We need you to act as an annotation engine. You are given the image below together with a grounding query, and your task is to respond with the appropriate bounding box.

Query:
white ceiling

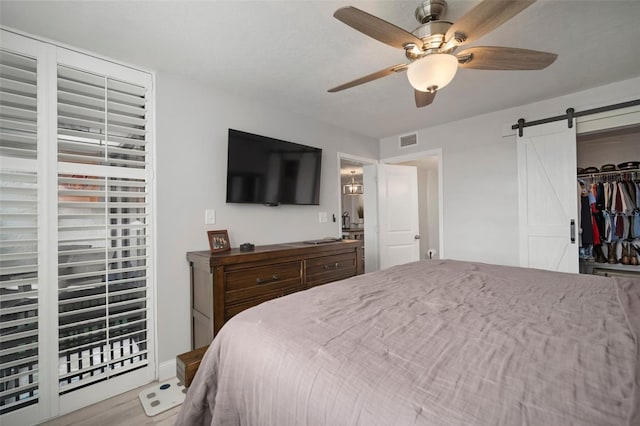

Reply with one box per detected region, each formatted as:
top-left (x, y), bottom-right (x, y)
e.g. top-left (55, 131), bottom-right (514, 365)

top-left (2, 0), bottom-right (639, 139)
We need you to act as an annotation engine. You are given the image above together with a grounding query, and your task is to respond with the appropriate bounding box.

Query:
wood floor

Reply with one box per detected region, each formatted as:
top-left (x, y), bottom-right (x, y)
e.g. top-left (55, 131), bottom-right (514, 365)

top-left (37, 382), bottom-right (182, 426)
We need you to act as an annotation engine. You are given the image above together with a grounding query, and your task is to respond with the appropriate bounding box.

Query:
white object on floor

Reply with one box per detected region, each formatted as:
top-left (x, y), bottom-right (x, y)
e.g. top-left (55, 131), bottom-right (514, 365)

top-left (138, 377), bottom-right (186, 416)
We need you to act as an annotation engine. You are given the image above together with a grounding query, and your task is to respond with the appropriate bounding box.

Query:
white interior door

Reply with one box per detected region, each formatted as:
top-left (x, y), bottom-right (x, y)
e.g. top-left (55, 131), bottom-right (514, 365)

top-left (517, 120), bottom-right (578, 273)
top-left (375, 164), bottom-right (420, 270)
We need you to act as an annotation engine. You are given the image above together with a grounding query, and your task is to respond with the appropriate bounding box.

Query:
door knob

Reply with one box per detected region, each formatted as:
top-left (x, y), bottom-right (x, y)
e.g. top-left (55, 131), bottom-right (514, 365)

top-left (414, 235), bottom-right (420, 240)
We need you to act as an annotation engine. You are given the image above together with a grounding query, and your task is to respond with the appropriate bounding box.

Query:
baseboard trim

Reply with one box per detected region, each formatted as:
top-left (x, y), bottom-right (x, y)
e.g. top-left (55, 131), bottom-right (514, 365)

top-left (159, 358), bottom-right (176, 381)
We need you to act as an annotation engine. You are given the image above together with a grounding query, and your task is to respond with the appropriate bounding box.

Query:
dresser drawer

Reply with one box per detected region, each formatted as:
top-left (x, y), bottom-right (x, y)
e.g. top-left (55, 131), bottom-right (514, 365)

top-left (225, 261), bottom-right (302, 303)
top-left (225, 287), bottom-right (299, 322)
top-left (306, 252), bottom-right (357, 287)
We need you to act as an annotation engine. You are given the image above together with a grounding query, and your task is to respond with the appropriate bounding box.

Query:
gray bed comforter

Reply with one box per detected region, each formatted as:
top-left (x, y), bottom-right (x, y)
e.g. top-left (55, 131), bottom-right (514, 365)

top-left (176, 260), bottom-right (640, 426)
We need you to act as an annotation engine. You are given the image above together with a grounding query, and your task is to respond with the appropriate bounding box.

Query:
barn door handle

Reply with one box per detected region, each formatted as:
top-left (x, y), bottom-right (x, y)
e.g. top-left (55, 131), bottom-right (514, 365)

top-left (570, 219), bottom-right (576, 244)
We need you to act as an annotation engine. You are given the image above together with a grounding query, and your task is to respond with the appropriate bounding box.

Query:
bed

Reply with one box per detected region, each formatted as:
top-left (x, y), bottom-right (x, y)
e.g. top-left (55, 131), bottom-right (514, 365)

top-left (176, 259), bottom-right (640, 426)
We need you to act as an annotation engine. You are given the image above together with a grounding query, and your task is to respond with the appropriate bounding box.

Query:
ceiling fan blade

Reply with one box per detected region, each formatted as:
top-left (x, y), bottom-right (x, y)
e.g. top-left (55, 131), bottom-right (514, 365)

top-left (415, 90), bottom-right (436, 108)
top-left (334, 6), bottom-right (424, 50)
top-left (328, 64), bottom-right (408, 93)
top-left (456, 46), bottom-right (557, 70)
top-left (445, 0), bottom-right (536, 47)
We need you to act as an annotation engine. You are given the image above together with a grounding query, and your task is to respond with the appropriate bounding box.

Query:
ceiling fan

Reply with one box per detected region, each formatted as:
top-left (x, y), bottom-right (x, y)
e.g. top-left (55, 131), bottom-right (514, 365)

top-left (328, 0), bottom-right (557, 107)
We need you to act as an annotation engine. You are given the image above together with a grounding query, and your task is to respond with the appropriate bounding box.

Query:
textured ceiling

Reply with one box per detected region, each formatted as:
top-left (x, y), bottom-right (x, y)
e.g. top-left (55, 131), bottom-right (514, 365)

top-left (2, 0), bottom-right (639, 139)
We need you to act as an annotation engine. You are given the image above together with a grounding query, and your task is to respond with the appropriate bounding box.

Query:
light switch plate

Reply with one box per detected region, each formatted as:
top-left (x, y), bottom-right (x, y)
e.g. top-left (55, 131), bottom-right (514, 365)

top-left (318, 212), bottom-right (328, 223)
top-left (205, 209), bottom-right (216, 225)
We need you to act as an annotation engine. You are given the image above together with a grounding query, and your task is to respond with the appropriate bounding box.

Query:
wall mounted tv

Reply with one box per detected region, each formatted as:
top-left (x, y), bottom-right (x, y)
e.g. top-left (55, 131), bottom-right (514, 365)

top-left (226, 129), bottom-right (322, 206)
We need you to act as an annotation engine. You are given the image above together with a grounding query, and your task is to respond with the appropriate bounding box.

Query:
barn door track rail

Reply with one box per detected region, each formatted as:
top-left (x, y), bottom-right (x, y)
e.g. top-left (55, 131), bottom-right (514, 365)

top-left (512, 99), bottom-right (640, 137)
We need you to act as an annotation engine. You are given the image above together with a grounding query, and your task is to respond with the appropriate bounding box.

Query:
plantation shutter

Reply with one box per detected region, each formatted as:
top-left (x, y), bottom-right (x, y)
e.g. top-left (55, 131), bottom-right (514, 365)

top-left (0, 50), bottom-right (40, 414)
top-left (56, 65), bottom-right (150, 394)
top-left (1, 30), bottom-right (154, 425)
top-left (57, 66), bottom-right (147, 168)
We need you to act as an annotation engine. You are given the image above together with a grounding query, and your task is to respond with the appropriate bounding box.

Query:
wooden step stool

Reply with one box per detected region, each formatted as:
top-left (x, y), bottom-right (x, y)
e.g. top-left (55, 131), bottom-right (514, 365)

top-left (176, 345), bottom-right (209, 388)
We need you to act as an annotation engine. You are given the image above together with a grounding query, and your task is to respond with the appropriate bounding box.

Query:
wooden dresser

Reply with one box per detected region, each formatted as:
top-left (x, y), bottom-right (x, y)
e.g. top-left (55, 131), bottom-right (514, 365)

top-left (186, 239), bottom-right (363, 349)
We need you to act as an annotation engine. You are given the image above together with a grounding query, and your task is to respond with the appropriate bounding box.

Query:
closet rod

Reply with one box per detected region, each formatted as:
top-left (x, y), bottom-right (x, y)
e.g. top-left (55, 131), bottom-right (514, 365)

top-left (512, 98), bottom-right (640, 137)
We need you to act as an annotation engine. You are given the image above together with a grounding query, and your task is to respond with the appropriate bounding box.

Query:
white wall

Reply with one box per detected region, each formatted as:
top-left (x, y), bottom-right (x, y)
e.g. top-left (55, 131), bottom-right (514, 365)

top-left (155, 73), bottom-right (378, 365)
top-left (380, 77), bottom-right (640, 267)
top-left (577, 131), bottom-right (640, 168)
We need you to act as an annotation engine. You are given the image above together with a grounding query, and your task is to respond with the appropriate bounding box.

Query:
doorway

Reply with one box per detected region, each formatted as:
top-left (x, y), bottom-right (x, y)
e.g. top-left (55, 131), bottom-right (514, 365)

top-left (576, 123), bottom-right (640, 276)
top-left (337, 153), bottom-right (377, 271)
top-left (382, 149), bottom-right (443, 263)
top-left (337, 150), bottom-right (443, 273)
top-left (340, 159), bottom-right (365, 239)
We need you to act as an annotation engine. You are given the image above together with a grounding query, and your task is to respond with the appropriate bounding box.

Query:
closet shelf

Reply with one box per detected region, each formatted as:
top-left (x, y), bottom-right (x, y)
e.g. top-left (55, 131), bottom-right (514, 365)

top-left (578, 168), bottom-right (639, 179)
top-left (579, 259), bottom-right (639, 271)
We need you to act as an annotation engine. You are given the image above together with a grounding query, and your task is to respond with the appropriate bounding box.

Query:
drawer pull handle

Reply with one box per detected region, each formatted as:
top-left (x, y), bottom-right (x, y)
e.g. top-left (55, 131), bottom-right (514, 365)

top-left (256, 274), bottom-right (279, 284)
top-left (324, 262), bottom-right (340, 270)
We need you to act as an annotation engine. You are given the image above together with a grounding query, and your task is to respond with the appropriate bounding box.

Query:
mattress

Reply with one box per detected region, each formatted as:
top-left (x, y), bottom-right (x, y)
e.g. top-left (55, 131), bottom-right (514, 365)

top-left (176, 260), bottom-right (640, 426)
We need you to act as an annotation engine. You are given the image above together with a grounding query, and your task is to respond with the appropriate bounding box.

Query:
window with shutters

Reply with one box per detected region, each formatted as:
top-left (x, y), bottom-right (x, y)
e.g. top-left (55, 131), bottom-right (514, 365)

top-left (0, 30), bottom-right (155, 425)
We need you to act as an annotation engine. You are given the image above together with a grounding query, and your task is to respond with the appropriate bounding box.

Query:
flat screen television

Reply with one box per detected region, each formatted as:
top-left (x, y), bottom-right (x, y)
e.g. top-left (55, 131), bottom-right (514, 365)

top-left (226, 129), bottom-right (322, 206)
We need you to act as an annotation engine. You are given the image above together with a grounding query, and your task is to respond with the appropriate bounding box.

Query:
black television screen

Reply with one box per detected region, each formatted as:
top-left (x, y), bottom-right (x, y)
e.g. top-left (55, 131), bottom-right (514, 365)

top-left (226, 129), bottom-right (322, 206)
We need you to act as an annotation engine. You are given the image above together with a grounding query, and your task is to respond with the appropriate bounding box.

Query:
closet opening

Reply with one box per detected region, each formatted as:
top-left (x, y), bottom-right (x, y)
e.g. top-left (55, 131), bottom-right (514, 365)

top-left (576, 124), bottom-right (640, 277)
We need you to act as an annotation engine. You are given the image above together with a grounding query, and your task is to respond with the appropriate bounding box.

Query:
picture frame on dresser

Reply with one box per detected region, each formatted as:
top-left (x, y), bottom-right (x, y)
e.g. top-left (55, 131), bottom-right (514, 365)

top-left (207, 230), bottom-right (230, 253)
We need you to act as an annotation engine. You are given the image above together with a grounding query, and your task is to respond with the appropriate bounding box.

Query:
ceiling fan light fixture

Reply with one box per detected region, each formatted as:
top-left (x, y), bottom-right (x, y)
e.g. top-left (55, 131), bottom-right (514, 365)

top-left (407, 53), bottom-right (458, 92)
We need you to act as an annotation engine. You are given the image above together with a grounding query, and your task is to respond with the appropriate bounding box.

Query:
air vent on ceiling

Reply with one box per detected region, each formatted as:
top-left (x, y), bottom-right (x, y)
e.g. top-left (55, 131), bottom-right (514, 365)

top-left (399, 133), bottom-right (418, 148)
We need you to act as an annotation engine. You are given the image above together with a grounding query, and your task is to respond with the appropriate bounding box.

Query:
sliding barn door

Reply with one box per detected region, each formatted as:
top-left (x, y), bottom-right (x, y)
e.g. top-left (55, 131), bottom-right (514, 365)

top-left (517, 120), bottom-right (578, 273)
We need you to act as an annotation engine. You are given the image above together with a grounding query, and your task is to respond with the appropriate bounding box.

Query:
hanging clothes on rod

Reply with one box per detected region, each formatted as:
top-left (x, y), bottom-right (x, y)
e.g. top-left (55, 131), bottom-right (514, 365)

top-left (578, 169), bottom-right (640, 266)
top-left (577, 178), bottom-right (597, 261)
